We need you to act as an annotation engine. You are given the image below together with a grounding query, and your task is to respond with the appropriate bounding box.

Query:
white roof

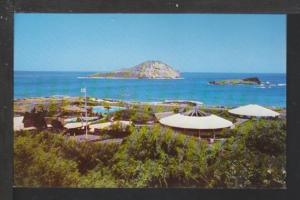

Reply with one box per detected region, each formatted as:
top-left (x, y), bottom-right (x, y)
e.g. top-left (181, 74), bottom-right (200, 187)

top-left (89, 122), bottom-right (112, 130)
top-left (228, 104), bottom-right (280, 118)
top-left (64, 122), bottom-right (91, 129)
top-left (159, 114), bottom-right (233, 130)
top-left (64, 117), bottom-right (78, 123)
top-left (13, 116), bottom-right (43, 131)
top-left (14, 116), bottom-right (24, 131)
top-left (89, 121), bottom-right (132, 132)
top-left (80, 117), bottom-right (99, 121)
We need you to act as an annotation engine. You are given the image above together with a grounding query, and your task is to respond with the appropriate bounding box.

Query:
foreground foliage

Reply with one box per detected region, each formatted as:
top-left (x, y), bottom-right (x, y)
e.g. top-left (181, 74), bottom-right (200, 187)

top-left (14, 119), bottom-right (286, 188)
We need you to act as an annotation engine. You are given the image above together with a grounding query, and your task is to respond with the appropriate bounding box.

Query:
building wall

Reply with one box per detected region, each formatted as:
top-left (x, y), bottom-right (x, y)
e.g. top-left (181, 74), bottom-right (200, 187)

top-left (160, 124), bottom-right (229, 138)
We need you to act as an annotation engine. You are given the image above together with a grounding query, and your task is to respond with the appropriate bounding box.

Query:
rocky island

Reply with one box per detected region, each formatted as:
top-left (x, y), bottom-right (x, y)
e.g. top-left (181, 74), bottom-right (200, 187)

top-left (209, 77), bottom-right (261, 85)
top-left (88, 60), bottom-right (181, 79)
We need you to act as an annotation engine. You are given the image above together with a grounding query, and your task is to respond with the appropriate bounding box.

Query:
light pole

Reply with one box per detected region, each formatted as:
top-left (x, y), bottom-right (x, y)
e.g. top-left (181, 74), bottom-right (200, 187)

top-left (81, 87), bottom-right (88, 139)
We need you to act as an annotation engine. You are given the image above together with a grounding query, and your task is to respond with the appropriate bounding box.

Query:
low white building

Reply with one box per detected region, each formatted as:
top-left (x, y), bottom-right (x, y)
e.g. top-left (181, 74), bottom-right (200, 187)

top-left (158, 109), bottom-right (233, 138)
top-left (228, 104), bottom-right (280, 118)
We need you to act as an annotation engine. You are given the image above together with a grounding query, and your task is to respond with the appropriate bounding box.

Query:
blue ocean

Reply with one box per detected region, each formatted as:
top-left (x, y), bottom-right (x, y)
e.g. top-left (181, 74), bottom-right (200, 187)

top-left (14, 71), bottom-right (286, 108)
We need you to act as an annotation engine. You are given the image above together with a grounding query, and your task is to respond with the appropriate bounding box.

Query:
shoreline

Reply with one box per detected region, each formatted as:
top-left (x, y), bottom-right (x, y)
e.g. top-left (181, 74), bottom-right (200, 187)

top-left (13, 96), bottom-right (286, 110)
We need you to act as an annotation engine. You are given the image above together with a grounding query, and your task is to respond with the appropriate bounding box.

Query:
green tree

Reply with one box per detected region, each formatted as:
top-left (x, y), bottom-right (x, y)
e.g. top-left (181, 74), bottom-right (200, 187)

top-left (14, 118), bottom-right (286, 188)
top-left (103, 101), bottom-right (111, 114)
top-left (206, 119), bottom-right (286, 188)
top-left (245, 119), bottom-right (286, 156)
top-left (78, 96), bottom-right (84, 107)
top-left (48, 98), bottom-right (58, 116)
top-left (111, 125), bottom-right (211, 187)
top-left (14, 131), bottom-right (80, 187)
top-left (156, 105), bottom-right (164, 113)
top-left (173, 106), bottom-right (179, 113)
top-left (61, 97), bottom-right (69, 114)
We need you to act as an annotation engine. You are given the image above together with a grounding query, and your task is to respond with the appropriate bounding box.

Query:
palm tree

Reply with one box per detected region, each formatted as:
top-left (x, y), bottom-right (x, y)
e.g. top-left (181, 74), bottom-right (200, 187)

top-left (103, 101), bottom-right (111, 115)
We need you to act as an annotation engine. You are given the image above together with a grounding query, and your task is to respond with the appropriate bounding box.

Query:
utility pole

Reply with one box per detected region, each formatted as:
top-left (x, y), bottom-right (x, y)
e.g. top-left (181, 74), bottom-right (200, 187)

top-left (81, 87), bottom-right (88, 139)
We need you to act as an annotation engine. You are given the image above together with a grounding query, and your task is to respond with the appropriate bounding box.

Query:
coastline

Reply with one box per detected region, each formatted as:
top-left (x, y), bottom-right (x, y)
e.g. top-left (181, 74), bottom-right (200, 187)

top-left (15, 71), bottom-right (286, 108)
top-left (13, 96), bottom-right (287, 111)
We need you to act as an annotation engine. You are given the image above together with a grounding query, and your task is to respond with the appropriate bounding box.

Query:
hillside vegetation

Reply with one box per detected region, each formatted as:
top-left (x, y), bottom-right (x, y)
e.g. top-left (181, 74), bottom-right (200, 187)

top-left (89, 61), bottom-right (181, 79)
top-left (14, 118), bottom-right (286, 188)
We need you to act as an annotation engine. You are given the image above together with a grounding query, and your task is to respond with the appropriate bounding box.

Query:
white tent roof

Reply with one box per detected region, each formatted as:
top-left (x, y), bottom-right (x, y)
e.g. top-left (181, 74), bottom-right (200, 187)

top-left (159, 113), bottom-right (233, 130)
top-left (64, 122), bottom-right (91, 129)
top-left (228, 104), bottom-right (280, 118)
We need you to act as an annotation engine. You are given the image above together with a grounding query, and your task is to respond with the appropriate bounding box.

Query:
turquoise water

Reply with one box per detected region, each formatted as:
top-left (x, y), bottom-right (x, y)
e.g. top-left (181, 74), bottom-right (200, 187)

top-left (93, 106), bottom-right (125, 113)
top-left (14, 71), bottom-right (286, 108)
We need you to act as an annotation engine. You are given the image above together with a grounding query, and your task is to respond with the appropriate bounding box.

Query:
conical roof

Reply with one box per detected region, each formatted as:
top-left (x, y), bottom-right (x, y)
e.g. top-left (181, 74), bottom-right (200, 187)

top-left (159, 113), bottom-right (233, 130)
top-left (228, 104), bottom-right (280, 118)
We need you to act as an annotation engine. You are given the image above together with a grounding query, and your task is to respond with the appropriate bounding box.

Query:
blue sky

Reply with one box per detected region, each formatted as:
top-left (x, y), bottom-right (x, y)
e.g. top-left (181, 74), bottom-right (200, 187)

top-left (14, 14), bottom-right (286, 73)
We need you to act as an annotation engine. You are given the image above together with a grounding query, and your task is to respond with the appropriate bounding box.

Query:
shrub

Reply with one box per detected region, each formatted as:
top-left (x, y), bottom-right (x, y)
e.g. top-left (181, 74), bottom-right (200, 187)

top-left (14, 131), bottom-right (80, 187)
top-left (103, 101), bottom-right (111, 114)
top-left (245, 119), bottom-right (286, 156)
top-left (173, 107), bottom-right (179, 113)
top-left (23, 107), bottom-right (47, 130)
top-left (102, 122), bottom-right (132, 139)
top-left (111, 125), bottom-right (210, 187)
top-left (51, 119), bottom-right (64, 131)
top-left (14, 118), bottom-right (286, 188)
top-left (209, 119), bottom-right (287, 188)
top-left (61, 140), bottom-right (119, 174)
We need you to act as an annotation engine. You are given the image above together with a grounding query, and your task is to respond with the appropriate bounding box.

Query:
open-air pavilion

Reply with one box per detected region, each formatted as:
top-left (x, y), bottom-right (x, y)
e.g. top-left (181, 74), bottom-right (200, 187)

top-left (158, 109), bottom-right (233, 138)
top-left (228, 104), bottom-right (280, 118)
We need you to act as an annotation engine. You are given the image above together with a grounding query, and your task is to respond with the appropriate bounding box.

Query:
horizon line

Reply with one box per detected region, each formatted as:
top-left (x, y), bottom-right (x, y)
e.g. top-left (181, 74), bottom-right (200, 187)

top-left (14, 70), bottom-right (286, 74)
